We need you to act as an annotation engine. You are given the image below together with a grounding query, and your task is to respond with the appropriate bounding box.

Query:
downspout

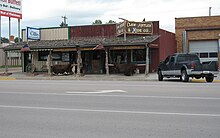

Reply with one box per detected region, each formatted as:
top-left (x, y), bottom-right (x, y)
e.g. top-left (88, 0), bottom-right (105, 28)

top-left (183, 31), bottom-right (187, 53)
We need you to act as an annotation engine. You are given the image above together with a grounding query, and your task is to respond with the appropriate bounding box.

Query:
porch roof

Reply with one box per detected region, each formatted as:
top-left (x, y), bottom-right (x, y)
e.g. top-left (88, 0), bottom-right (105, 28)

top-left (4, 35), bottom-right (160, 51)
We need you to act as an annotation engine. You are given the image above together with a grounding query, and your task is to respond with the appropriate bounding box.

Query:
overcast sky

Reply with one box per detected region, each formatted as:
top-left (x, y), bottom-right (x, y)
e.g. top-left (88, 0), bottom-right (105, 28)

top-left (1, 0), bottom-right (220, 38)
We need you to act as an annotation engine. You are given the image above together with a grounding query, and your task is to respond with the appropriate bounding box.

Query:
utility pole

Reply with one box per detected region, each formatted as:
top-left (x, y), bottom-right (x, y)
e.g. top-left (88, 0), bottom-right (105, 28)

top-left (61, 16), bottom-right (68, 27)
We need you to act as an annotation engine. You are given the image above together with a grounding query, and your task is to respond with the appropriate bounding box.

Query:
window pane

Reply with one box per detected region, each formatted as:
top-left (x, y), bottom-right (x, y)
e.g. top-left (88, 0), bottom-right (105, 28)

top-left (110, 50), bottom-right (127, 64)
top-left (132, 49), bottom-right (145, 62)
top-left (38, 51), bottom-right (49, 61)
top-left (190, 55), bottom-right (200, 62)
top-left (200, 53), bottom-right (208, 58)
top-left (209, 52), bottom-right (218, 58)
top-left (62, 52), bottom-right (69, 62)
top-left (52, 53), bottom-right (62, 60)
top-left (177, 55), bottom-right (185, 63)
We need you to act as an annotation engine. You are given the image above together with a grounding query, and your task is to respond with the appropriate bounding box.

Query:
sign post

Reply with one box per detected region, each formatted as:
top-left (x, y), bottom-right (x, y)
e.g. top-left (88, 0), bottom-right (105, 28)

top-left (0, 16), bottom-right (1, 45)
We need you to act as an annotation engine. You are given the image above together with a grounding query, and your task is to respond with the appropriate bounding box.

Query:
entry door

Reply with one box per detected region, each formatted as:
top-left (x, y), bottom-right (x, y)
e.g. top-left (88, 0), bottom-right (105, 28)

top-left (23, 52), bottom-right (31, 72)
top-left (91, 51), bottom-right (105, 74)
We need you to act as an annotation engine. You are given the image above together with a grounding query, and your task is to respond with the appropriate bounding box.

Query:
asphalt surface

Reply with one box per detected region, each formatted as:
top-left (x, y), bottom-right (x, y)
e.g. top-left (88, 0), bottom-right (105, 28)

top-left (0, 80), bottom-right (220, 138)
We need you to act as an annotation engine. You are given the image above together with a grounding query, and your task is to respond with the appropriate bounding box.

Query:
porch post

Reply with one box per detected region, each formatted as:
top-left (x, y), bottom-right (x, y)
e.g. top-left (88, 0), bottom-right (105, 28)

top-left (21, 53), bottom-right (24, 72)
top-left (47, 50), bottom-right (52, 75)
top-left (218, 38), bottom-right (220, 69)
top-left (4, 51), bottom-right (8, 73)
top-left (145, 44), bottom-right (149, 76)
top-left (77, 48), bottom-right (82, 77)
top-left (105, 48), bottom-right (109, 76)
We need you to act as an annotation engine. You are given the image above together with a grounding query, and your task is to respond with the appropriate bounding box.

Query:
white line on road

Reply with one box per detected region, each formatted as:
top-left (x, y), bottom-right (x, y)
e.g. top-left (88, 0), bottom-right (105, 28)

top-left (0, 105), bottom-right (220, 117)
top-left (1, 91), bottom-right (220, 100)
top-left (66, 90), bottom-right (127, 94)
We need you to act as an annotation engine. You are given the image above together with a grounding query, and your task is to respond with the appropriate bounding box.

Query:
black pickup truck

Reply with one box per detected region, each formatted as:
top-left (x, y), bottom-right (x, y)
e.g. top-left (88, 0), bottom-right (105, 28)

top-left (157, 53), bottom-right (219, 82)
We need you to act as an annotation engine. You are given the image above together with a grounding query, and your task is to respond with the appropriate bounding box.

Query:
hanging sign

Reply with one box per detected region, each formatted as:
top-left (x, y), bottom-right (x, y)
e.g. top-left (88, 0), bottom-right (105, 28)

top-left (27, 27), bottom-right (40, 40)
top-left (116, 21), bottom-right (153, 36)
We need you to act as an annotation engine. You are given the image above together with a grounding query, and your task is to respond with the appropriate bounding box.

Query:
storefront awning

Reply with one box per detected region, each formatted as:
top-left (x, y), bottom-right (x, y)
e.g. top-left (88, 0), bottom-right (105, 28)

top-left (4, 35), bottom-right (160, 51)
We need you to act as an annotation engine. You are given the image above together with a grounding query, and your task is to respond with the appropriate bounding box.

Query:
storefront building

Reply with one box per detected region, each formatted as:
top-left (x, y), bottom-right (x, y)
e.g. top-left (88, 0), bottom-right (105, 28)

top-left (175, 16), bottom-right (220, 65)
top-left (4, 20), bottom-right (176, 75)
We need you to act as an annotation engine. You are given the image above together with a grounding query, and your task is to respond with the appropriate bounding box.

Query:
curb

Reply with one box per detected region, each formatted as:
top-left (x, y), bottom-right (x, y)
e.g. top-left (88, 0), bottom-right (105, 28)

top-left (0, 77), bottom-right (16, 80)
top-left (191, 79), bottom-right (220, 83)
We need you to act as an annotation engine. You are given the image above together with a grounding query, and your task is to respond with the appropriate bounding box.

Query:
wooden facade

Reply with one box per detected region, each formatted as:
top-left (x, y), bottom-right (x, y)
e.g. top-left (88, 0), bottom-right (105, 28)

top-left (6, 21), bottom-right (176, 74)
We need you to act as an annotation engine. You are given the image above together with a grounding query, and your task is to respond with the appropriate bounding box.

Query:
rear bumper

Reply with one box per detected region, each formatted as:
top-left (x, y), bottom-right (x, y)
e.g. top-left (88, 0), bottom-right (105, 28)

top-left (189, 70), bottom-right (219, 76)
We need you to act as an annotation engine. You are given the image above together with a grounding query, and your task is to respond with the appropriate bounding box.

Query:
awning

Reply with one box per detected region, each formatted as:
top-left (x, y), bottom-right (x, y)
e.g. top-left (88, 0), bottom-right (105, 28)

top-left (20, 44), bottom-right (30, 52)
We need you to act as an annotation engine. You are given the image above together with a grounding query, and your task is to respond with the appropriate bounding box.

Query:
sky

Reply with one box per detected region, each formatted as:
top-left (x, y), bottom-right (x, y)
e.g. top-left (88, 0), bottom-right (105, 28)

top-left (1, 0), bottom-right (220, 38)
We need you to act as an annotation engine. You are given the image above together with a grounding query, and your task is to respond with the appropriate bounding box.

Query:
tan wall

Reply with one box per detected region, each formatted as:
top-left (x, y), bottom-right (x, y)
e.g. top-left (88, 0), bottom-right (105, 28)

top-left (0, 50), bottom-right (21, 67)
top-left (175, 16), bottom-right (220, 53)
top-left (22, 30), bottom-right (26, 42)
top-left (41, 28), bottom-right (68, 40)
top-left (22, 28), bottom-right (68, 42)
top-left (0, 49), bottom-right (5, 66)
top-left (187, 30), bottom-right (220, 40)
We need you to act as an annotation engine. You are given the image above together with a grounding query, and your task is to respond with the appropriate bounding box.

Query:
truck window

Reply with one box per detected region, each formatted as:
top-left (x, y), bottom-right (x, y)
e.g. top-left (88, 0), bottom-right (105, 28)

top-left (190, 55), bottom-right (200, 62)
top-left (164, 56), bottom-right (170, 64)
top-left (177, 55), bottom-right (185, 63)
top-left (170, 57), bottom-right (175, 63)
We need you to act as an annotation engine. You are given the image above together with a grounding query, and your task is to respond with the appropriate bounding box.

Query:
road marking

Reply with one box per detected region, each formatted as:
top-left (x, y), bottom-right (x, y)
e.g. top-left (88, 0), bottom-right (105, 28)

top-left (1, 91), bottom-right (220, 100)
top-left (66, 90), bottom-right (127, 94)
top-left (0, 105), bottom-right (220, 117)
top-left (0, 77), bottom-right (16, 80)
top-left (192, 79), bottom-right (220, 83)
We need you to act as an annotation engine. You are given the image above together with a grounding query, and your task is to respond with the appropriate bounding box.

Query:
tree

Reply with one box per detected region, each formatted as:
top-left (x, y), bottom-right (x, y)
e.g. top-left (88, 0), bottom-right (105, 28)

top-left (14, 37), bottom-right (22, 43)
top-left (93, 19), bottom-right (102, 25)
top-left (1, 37), bottom-right (9, 43)
top-left (106, 20), bottom-right (116, 24)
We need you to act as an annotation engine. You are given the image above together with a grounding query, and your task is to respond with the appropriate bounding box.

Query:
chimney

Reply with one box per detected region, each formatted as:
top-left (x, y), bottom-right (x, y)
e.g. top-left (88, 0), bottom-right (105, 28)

top-left (209, 7), bottom-right (212, 16)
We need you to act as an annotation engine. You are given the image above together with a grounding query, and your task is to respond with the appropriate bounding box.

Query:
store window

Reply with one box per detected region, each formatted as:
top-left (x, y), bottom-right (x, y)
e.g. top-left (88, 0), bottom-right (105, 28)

top-left (38, 51), bottom-right (62, 61)
top-left (62, 52), bottom-right (69, 62)
top-left (38, 51), bottom-right (49, 61)
top-left (132, 49), bottom-right (146, 63)
top-left (110, 50), bottom-right (127, 64)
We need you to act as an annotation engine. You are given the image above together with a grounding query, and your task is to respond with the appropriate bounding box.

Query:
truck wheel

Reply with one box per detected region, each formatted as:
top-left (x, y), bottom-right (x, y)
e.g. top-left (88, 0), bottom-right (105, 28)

top-left (181, 70), bottom-right (189, 82)
top-left (158, 70), bottom-right (163, 81)
top-left (205, 75), bottom-right (214, 83)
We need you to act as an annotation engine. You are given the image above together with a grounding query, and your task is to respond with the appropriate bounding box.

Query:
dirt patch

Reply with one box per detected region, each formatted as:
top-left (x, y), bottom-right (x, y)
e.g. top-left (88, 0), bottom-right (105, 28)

top-left (0, 73), bottom-right (13, 76)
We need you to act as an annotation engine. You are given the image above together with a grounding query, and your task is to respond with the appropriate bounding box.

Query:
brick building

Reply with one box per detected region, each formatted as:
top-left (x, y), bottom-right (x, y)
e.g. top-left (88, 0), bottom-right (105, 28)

top-left (175, 16), bottom-right (220, 65)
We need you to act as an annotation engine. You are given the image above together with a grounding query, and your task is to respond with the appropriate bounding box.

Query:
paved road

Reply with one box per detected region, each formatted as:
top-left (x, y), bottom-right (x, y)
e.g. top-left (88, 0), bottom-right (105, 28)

top-left (0, 80), bottom-right (220, 138)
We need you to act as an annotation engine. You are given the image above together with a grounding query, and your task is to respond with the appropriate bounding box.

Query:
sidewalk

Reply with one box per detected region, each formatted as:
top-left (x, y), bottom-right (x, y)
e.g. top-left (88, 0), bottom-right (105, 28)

top-left (0, 67), bottom-right (157, 81)
top-left (0, 67), bottom-right (219, 82)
